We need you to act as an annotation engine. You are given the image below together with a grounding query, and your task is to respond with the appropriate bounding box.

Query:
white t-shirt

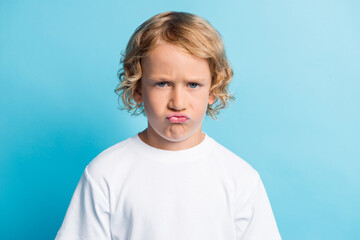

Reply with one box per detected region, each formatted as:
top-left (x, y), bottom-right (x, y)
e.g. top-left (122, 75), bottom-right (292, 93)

top-left (55, 133), bottom-right (281, 240)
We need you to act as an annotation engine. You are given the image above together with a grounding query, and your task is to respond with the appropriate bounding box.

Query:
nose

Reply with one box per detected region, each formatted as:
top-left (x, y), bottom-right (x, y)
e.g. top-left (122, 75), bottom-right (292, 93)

top-left (168, 86), bottom-right (186, 111)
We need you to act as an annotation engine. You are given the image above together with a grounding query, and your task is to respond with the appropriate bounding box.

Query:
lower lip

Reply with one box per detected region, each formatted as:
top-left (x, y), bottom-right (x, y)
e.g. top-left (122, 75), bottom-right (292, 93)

top-left (167, 116), bottom-right (189, 123)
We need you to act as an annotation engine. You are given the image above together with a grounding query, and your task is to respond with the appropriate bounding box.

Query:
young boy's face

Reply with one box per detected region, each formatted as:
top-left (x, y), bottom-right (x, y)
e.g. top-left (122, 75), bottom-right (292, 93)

top-left (134, 42), bottom-right (215, 150)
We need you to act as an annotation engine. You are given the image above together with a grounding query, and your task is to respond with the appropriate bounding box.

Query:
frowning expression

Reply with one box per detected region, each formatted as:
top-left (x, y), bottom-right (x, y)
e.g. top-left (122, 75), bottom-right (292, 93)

top-left (134, 42), bottom-right (215, 149)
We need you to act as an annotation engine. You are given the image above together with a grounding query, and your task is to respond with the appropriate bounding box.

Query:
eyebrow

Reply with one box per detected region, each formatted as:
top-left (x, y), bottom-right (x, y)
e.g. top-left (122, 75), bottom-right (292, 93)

top-left (147, 77), bottom-right (207, 83)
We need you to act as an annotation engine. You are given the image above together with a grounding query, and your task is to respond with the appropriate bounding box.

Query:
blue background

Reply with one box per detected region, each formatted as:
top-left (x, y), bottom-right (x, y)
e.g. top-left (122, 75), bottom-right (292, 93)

top-left (1, 0), bottom-right (359, 239)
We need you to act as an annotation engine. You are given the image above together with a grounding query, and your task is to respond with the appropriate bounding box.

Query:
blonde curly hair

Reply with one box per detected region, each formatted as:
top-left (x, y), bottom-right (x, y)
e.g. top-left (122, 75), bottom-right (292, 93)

top-left (115, 11), bottom-right (234, 119)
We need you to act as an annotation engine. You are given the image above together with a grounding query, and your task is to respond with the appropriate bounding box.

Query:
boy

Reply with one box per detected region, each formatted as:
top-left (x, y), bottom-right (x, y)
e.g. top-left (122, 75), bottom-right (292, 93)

top-left (56, 11), bottom-right (281, 240)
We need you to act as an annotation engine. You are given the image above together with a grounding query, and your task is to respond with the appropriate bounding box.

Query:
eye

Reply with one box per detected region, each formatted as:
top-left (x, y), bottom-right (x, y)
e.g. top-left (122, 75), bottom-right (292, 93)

top-left (155, 82), bottom-right (169, 87)
top-left (188, 82), bottom-right (200, 89)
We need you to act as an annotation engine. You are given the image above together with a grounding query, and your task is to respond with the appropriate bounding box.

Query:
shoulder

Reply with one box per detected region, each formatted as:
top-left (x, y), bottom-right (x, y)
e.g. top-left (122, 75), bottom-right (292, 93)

top-left (208, 136), bottom-right (260, 183)
top-left (208, 139), bottom-right (258, 176)
top-left (85, 135), bottom-right (136, 180)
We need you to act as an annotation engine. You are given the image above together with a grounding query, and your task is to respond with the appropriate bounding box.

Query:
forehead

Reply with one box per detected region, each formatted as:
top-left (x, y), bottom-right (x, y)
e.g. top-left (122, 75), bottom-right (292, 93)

top-left (141, 42), bottom-right (211, 80)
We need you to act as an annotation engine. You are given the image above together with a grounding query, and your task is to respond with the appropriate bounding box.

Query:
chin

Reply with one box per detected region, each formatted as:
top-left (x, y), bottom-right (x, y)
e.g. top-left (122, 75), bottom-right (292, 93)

top-left (160, 126), bottom-right (191, 141)
top-left (163, 131), bottom-right (189, 142)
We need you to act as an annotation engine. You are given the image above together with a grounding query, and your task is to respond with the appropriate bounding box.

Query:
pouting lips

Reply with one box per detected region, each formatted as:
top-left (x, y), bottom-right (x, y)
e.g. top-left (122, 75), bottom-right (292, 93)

top-left (167, 115), bottom-right (189, 123)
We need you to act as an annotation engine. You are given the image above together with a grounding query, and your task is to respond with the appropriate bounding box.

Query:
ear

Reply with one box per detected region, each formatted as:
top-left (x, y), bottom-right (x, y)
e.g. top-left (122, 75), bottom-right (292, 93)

top-left (133, 86), bottom-right (143, 104)
top-left (208, 92), bottom-right (216, 105)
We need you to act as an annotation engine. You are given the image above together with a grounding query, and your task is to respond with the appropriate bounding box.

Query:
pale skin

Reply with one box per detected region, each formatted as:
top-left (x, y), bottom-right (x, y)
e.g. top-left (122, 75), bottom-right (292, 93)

top-left (134, 42), bottom-right (215, 151)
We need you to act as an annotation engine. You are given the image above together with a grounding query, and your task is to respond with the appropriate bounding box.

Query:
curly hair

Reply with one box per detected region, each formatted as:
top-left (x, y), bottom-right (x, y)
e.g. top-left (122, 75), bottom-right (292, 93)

top-left (115, 11), bottom-right (234, 119)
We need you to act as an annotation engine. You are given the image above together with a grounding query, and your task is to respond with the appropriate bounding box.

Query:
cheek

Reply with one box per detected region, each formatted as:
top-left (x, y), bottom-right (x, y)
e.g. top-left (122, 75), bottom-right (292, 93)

top-left (143, 94), bottom-right (164, 115)
top-left (191, 93), bottom-right (210, 112)
top-left (194, 90), bottom-right (210, 103)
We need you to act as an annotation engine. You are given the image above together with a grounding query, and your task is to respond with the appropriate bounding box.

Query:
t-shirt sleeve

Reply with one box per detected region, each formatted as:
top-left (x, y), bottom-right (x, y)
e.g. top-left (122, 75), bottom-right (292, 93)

top-left (234, 173), bottom-right (281, 240)
top-left (55, 167), bottom-right (111, 240)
